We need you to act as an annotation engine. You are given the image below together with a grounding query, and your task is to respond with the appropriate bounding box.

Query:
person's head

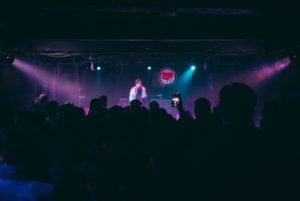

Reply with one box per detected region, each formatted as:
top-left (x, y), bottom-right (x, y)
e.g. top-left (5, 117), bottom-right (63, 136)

top-left (38, 93), bottom-right (48, 105)
top-left (194, 98), bottom-right (211, 120)
top-left (135, 78), bottom-right (142, 88)
top-left (149, 101), bottom-right (159, 111)
top-left (99, 95), bottom-right (108, 109)
top-left (218, 82), bottom-right (257, 125)
top-left (89, 98), bottom-right (101, 115)
top-left (46, 101), bottom-right (59, 115)
top-left (130, 99), bottom-right (142, 111)
top-left (109, 106), bottom-right (123, 117)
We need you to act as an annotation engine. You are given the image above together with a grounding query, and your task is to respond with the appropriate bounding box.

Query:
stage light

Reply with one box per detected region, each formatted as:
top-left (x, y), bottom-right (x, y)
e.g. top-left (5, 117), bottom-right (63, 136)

top-left (176, 64), bottom-right (197, 92)
top-left (203, 61), bottom-right (207, 71)
top-left (289, 54), bottom-right (297, 61)
top-left (97, 66), bottom-right (101, 71)
top-left (3, 54), bottom-right (15, 64)
top-left (90, 61), bottom-right (95, 71)
top-left (147, 66), bottom-right (152, 70)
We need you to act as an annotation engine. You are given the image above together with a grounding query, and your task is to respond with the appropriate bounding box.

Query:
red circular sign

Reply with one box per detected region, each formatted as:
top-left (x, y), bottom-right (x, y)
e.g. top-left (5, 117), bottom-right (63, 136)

top-left (159, 68), bottom-right (176, 85)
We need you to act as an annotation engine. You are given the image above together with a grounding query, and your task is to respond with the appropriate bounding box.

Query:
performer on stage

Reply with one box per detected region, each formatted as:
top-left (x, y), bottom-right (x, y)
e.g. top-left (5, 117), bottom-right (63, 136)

top-left (129, 78), bottom-right (147, 103)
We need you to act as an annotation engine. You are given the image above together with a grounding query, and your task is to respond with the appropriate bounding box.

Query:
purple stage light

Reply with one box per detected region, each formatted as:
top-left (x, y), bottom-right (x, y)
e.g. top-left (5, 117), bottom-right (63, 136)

top-left (246, 57), bottom-right (291, 87)
top-left (13, 58), bottom-right (80, 104)
top-left (4, 54), bottom-right (15, 64)
top-left (90, 61), bottom-right (95, 71)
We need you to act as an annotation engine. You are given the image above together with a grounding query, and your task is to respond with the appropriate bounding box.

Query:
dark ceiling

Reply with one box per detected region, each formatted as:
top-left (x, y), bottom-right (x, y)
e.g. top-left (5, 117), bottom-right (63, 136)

top-left (0, 1), bottom-right (299, 59)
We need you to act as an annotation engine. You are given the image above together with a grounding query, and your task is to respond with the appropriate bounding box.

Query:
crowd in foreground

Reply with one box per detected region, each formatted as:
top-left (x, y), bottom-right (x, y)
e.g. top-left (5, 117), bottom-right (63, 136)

top-left (0, 82), bottom-right (300, 201)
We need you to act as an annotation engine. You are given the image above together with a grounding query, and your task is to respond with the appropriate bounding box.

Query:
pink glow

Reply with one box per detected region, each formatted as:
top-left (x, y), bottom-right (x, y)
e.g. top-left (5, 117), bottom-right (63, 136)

top-left (13, 58), bottom-right (79, 103)
top-left (237, 57), bottom-right (291, 88)
top-left (83, 107), bottom-right (90, 115)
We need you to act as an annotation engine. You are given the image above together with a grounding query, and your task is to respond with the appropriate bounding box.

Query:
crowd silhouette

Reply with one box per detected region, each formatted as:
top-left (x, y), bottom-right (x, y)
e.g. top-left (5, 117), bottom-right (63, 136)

top-left (0, 82), bottom-right (300, 201)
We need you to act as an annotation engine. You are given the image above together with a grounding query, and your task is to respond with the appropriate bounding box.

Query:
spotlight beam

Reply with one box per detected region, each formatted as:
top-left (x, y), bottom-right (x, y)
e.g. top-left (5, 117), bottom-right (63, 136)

top-left (187, 57), bottom-right (292, 110)
top-left (237, 57), bottom-right (291, 88)
top-left (175, 66), bottom-right (196, 95)
top-left (13, 58), bottom-right (80, 103)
